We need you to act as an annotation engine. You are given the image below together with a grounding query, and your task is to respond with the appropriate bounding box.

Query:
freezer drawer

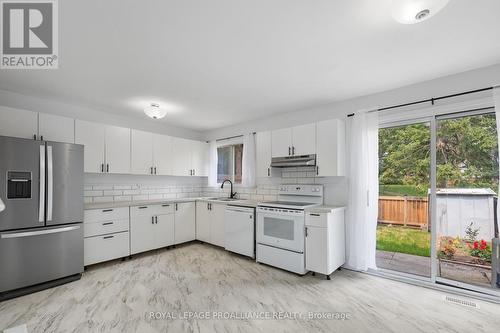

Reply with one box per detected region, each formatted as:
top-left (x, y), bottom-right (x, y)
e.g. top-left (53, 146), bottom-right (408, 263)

top-left (0, 223), bottom-right (83, 293)
top-left (84, 231), bottom-right (129, 266)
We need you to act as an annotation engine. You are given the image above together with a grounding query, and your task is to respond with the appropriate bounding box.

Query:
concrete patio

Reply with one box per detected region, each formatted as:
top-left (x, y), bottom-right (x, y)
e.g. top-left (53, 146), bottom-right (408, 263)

top-left (376, 250), bottom-right (431, 277)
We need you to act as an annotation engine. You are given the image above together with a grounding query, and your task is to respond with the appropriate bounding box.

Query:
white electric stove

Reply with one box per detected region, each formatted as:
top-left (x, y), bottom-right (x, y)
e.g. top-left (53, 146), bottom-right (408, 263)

top-left (256, 184), bottom-right (323, 274)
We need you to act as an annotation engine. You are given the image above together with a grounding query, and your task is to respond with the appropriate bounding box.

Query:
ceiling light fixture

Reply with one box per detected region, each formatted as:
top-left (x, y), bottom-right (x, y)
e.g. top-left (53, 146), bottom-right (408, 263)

top-left (143, 103), bottom-right (167, 119)
top-left (391, 0), bottom-right (449, 24)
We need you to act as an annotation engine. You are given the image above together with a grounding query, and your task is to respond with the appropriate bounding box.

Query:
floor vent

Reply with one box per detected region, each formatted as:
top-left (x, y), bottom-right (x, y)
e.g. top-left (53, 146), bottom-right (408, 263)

top-left (445, 296), bottom-right (480, 309)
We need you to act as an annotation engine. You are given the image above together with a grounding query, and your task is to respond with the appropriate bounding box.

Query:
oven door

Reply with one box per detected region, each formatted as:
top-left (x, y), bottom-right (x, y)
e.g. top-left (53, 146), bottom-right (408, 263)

top-left (256, 207), bottom-right (304, 253)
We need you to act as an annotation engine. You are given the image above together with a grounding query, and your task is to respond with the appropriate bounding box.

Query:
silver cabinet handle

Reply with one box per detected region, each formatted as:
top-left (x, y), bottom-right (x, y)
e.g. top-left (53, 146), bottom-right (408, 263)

top-left (1, 225), bottom-right (80, 239)
top-left (102, 222), bottom-right (114, 225)
top-left (292, 146), bottom-right (295, 155)
top-left (155, 216), bottom-right (158, 224)
top-left (150, 167), bottom-right (153, 174)
top-left (103, 235), bottom-right (114, 239)
top-left (305, 227), bottom-right (308, 237)
top-left (39, 145), bottom-right (45, 222)
top-left (154, 167), bottom-right (157, 175)
top-left (102, 209), bottom-right (113, 212)
top-left (267, 168), bottom-right (270, 176)
top-left (106, 164), bottom-right (109, 173)
top-left (47, 145), bottom-right (53, 221)
top-left (151, 216), bottom-right (154, 224)
top-left (288, 147), bottom-right (291, 155)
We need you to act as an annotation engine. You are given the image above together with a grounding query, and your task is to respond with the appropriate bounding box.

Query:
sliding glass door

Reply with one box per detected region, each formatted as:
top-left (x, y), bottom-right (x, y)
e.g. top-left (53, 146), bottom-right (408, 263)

top-left (433, 111), bottom-right (499, 294)
top-left (377, 122), bottom-right (431, 277)
top-left (379, 108), bottom-right (500, 296)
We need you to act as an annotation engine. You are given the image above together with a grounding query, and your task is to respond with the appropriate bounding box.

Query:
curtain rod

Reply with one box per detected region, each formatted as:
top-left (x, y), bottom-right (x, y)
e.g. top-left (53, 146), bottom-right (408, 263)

top-left (215, 132), bottom-right (256, 142)
top-left (347, 86), bottom-right (494, 117)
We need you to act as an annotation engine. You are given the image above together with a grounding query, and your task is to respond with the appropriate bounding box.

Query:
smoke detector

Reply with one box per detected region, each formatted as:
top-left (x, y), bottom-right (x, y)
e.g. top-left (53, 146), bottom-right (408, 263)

top-left (392, 0), bottom-right (449, 24)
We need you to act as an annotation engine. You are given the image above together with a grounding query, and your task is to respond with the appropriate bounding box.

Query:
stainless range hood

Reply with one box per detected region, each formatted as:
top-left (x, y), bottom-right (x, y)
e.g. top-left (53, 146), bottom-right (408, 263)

top-left (270, 154), bottom-right (316, 168)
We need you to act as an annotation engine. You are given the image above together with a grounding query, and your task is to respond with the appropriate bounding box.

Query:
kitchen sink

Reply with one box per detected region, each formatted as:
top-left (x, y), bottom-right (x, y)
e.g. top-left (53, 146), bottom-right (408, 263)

top-left (205, 197), bottom-right (239, 201)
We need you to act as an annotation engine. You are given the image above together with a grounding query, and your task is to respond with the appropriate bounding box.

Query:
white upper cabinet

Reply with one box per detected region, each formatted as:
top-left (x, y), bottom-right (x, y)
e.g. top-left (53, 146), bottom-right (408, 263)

top-left (271, 128), bottom-right (292, 157)
top-left (292, 123), bottom-right (316, 156)
top-left (75, 120), bottom-right (106, 173)
top-left (256, 131), bottom-right (272, 178)
top-left (191, 140), bottom-right (208, 177)
top-left (316, 118), bottom-right (345, 176)
top-left (271, 124), bottom-right (316, 157)
top-left (131, 129), bottom-right (154, 175)
top-left (38, 113), bottom-right (75, 143)
top-left (0, 106), bottom-right (38, 140)
top-left (153, 134), bottom-right (173, 175)
top-left (171, 137), bottom-right (192, 176)
top-left (105, 125), bottom-right (130, 174)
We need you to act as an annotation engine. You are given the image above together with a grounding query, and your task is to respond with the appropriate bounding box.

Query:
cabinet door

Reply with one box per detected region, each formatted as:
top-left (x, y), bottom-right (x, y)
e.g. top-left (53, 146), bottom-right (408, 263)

top-left (171, 137), bottom-right (192, 176)
top-left (131, 129), bottom-right (153, 175)
top-left (316, 119), bottom-right (345, 176)
top-left (271, 128), bottom-right (292, 157)
top-left (292, 123), bottom-right (316, 156)
top-left (305, 226), bottom-right (327, 274)
top-left (195, 202), bottom-right (211, 242)
top-left (155, 213), bottom-right (175, 248)
top-left (153, 134), bottom-right (173, 175)
top-left (210, 203), bottom-right (226, 247)
top-left (256, 131), bottom-right (272, 178)
top-left (174, 202), bottom-right (196, 244)
top-left (130, 206), bottom-right (156, 254)
top-left (191, 141), bottom-right (208, 177)
top-left (0, 106), bottom-right (38, 139)
top-left (105, 125), bottom-right (130, 174)
top-left (38, 113), bottom-right (75, 143)
top-left (75, 120), bottom-right (105, 173)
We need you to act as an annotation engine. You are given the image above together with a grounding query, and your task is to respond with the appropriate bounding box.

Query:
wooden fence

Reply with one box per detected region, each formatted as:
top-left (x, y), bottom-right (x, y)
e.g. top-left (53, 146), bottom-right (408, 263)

top-left (378, 196), bottom-right (429, 229)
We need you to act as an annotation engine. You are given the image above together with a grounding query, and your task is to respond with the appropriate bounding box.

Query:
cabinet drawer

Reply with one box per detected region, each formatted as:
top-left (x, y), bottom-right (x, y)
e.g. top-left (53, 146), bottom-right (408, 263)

top-left (154, 203), bottom-right (174, 215)
top-left (305, 213), bottom-right (328, 227)
top-left (84, 218), bottom-right (129, 238)
top-left (84, 207), bottom-right (129, 223)
top-left (84, 231), bottom-right (129, 266)
top-left (130, 205), bottom-right (155, 217)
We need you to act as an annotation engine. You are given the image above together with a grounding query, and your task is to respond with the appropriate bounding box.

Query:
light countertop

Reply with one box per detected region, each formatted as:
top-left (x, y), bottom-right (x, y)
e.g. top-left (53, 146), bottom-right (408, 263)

top-left (305, 205), bottom-right (347, 214)
top-left (85, 197), bottom-right (259, 210)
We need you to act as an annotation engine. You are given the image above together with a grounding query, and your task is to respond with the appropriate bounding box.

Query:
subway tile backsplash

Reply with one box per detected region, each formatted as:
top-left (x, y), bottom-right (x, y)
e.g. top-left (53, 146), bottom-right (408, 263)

top-left (83, 166), bottom-right (347, 206)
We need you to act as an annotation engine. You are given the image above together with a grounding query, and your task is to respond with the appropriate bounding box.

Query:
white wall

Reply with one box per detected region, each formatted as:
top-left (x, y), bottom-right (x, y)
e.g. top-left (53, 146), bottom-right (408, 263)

top-left (202, 63), bottom-right (500, 140)
top-left (0, 89), bottom-right (202, 140)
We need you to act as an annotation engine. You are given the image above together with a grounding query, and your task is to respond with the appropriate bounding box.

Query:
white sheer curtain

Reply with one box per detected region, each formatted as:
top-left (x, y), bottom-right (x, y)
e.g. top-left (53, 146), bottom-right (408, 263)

top-left (208, 140), bottom-right (218, 187)
top-left (345, 111), bottom-right (379, 271)
top-left (494, 87), bottom-right (500, 223)
top-left (242, 133), bottom-right (256, 187)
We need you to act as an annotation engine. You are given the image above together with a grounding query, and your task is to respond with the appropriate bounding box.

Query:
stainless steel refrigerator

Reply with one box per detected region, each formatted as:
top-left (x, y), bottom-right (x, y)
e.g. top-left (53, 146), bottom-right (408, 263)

top-left (0, 136), bottom-right (84, 300)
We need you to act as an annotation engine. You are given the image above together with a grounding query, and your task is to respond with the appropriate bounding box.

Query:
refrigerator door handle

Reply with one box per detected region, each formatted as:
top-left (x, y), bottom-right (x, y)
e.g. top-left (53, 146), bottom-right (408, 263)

top-left (39, 145), bottom-right (46, 222)
top-left (0, 225), bottom-right (81, 239)
top-left (47, 145), bottom-right (53, 221)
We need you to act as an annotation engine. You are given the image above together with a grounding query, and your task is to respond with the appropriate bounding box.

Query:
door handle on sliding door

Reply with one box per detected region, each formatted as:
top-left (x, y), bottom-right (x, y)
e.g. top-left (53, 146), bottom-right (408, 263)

top-left (39, 145), bottom-right (45, 222)
top-left (47, 145), bottom-right (53, 221)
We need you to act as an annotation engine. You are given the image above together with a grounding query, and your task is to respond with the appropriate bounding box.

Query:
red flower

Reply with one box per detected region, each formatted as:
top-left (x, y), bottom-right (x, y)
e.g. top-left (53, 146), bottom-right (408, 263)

top-left (473, 241), bottom-right (479, 249)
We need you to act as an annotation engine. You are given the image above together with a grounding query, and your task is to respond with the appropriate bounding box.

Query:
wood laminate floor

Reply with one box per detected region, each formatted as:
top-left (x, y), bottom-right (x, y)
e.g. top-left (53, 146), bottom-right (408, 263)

top-left (1, 243), bottom-right (499, 333)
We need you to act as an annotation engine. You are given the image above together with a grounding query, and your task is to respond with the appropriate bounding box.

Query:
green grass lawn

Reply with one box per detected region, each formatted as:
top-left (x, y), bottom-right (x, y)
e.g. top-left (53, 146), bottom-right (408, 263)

top-left (376, 225), bottom-right (431, 257)
top-left (379, 184), bottom-right (427, 197)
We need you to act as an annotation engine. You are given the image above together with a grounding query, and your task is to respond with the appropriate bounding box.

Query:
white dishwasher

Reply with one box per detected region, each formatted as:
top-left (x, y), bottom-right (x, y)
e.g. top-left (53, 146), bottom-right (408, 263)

top-left (225, 205), bottom-right (255, 258)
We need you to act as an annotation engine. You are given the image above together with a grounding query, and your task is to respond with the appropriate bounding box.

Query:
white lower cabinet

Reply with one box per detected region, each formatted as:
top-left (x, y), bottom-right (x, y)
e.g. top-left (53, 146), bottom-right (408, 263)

top-left (210, 203), bottom-right (225, 247)
top-left (84, 232), bottom-right (129, 266)
top-left (195, 201), bottom-right (225, 246)
top-left (305, 209), bottom-right (345, 277)
top-left (83, 207), bottom-right (130, 266)
top-left (196, 201), bottom-right (211, 242)
top-left (130, 204), bottom-right (175, 254)
top-left (174, 202), bottom-right (196, 244)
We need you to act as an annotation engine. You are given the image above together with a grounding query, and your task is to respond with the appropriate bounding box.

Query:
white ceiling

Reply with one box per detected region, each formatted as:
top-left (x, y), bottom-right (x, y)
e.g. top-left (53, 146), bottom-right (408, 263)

top-left (1, 0), bottom-right (500, 131)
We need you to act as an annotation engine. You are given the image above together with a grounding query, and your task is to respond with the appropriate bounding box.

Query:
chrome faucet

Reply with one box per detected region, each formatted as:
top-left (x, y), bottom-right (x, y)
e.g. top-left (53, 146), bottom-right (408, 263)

top-left (221, 179), bottom-right (237, 199)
